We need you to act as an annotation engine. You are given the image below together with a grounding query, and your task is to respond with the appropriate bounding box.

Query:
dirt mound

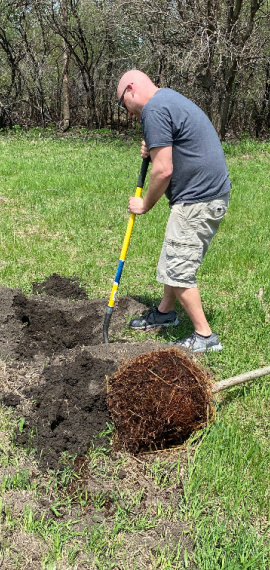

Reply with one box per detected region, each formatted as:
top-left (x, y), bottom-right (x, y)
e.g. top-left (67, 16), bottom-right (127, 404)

top-left (13, 292), bottom-right (105, 358)
top-left (0, 275), bottom-right (164, 468)
top-left (32, 273), bottom-right (89, 300)
top-left (0, 283), bottom-right (147, 360)
top-left (15, 351), bottom-right (113, 469)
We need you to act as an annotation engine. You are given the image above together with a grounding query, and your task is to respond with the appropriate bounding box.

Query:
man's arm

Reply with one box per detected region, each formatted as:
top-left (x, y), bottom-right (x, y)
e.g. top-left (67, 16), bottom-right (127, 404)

top-left (128, 145), bottom-right (173, 214)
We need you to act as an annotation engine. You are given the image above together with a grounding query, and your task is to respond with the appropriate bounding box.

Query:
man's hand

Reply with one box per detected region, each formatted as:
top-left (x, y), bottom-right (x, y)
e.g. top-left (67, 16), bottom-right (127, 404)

top-left (128, 196), bottom-right (148, 214)
top-left (128, 145), bottom-right (173, 215)
top-left (140, 140), bottom-right (150, 159)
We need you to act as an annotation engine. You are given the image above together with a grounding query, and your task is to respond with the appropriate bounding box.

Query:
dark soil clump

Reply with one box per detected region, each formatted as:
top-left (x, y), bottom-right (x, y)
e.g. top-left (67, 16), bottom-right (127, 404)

top-left (32, 273), bottom-right (89, 300)
top-left (15, 351), bottom-right (114, 469)
top-left (13, 292), bottom-right (102, 358)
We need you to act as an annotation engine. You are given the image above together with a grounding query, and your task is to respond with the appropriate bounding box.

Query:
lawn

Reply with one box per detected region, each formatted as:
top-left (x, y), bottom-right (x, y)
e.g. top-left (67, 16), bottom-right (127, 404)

top-left (0, 129), bottom-right (269, 569)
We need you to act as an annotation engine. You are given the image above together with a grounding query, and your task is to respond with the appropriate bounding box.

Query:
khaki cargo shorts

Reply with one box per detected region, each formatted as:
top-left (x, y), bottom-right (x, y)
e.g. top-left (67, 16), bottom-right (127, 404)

top-left (157, 193), bottom-right (230, 288)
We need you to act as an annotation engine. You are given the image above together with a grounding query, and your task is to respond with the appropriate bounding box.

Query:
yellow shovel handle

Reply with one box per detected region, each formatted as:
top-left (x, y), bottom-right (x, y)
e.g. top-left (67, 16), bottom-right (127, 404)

top-left (103, 157), bottom-right (150, 342)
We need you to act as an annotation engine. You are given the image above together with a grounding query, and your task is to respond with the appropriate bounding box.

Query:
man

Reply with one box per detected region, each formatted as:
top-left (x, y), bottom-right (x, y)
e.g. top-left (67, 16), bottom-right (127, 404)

top-left (117, 70), bottom-right (231, 353)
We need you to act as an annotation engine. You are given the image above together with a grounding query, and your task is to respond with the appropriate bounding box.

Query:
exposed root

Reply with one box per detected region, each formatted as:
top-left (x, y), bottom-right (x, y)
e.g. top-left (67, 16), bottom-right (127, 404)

top-left (107, 347), bottom-right (214, 453)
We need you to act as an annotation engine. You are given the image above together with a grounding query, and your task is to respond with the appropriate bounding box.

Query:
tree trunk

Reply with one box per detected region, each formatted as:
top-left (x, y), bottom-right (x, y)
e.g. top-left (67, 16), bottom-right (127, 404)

top-left (60, 0), bottom-right (70, 131)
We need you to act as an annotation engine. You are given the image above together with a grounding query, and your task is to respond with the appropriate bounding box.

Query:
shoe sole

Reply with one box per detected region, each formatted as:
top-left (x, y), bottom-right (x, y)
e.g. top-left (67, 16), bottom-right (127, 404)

top-left (190, 344), bottom-right (223, 353)
top-left (130, 318), bottom-right (179, 331)
top-left (171, 342), bottom-right (223, 352)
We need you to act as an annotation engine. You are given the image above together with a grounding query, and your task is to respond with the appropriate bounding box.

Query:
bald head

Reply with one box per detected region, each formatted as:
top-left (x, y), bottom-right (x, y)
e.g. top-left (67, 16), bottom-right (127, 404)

top-left (117, 70), bottom-right (159, 118)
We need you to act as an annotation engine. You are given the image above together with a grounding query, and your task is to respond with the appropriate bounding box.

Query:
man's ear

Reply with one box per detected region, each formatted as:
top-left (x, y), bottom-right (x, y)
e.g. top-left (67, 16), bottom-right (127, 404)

top-left (127, 82), bottom-right (134, 94)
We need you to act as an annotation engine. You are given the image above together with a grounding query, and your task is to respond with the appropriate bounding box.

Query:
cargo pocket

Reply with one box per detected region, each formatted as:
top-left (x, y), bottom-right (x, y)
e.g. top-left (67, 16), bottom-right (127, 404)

top-left (166, 240), bottom-right (203, 283)
top-left (206, 200), bottom-right (228, 221)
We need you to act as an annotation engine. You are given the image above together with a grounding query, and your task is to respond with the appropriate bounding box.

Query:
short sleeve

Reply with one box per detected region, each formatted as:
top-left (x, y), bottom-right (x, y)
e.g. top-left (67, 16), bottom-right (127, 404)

top-left (141, 109), bottom-right (173, 150)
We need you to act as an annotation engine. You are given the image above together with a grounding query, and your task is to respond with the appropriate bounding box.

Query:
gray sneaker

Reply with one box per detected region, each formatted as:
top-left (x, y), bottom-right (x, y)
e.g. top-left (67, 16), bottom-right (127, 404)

top-left (129, 307), bottom-right (179, 330)
top-left (170, 331), bottom-right (222, 353)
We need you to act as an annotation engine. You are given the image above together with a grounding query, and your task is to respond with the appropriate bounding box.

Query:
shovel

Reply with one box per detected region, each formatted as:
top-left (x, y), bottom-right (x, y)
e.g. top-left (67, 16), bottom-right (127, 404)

top-left (103, 157), bottom-right (150, 343)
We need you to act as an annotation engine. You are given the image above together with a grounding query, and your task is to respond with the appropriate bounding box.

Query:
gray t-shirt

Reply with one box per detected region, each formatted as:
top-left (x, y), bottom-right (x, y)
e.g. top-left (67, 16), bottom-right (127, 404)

top-left (141, 88), bottom-right (231, 205)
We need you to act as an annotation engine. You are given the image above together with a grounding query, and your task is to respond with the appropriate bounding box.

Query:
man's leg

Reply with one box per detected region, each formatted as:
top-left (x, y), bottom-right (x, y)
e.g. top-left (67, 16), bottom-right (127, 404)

top-left (158, 284), bottom-right (211, 336)
top-left (157, 284), bottom-right (176, 313)
top-left (157, 284), bottom-right (221, 351)
top-left (129, 195), bottom-right (229, 346)
top-left (129, 283), bottom-right (179, 330)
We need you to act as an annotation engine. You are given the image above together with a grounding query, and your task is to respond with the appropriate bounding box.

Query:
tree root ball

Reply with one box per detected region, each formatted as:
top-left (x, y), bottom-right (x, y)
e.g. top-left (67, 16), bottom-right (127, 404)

top-left (107, 347), bottom-right (215, 453)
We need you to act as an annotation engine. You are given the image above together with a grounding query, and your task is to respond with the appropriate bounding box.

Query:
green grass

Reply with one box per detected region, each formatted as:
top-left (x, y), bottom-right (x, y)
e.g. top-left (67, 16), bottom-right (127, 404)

top-left (184, 389), bottom-right (270, 567)
top-left (0, 130), bottom-right (269, 568)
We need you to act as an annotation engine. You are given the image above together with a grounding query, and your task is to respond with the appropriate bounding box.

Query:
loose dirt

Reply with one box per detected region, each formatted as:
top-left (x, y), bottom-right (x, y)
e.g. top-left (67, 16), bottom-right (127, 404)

top-left (0, 275), bottom-right (198, 569)
top-left (0, 276), bottom-right (163, 469)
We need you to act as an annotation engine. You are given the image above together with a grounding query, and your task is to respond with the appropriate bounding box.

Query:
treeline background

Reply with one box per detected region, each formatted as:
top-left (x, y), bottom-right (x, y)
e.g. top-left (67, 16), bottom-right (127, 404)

top-left (0, 0), bottom-right (269, 140)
